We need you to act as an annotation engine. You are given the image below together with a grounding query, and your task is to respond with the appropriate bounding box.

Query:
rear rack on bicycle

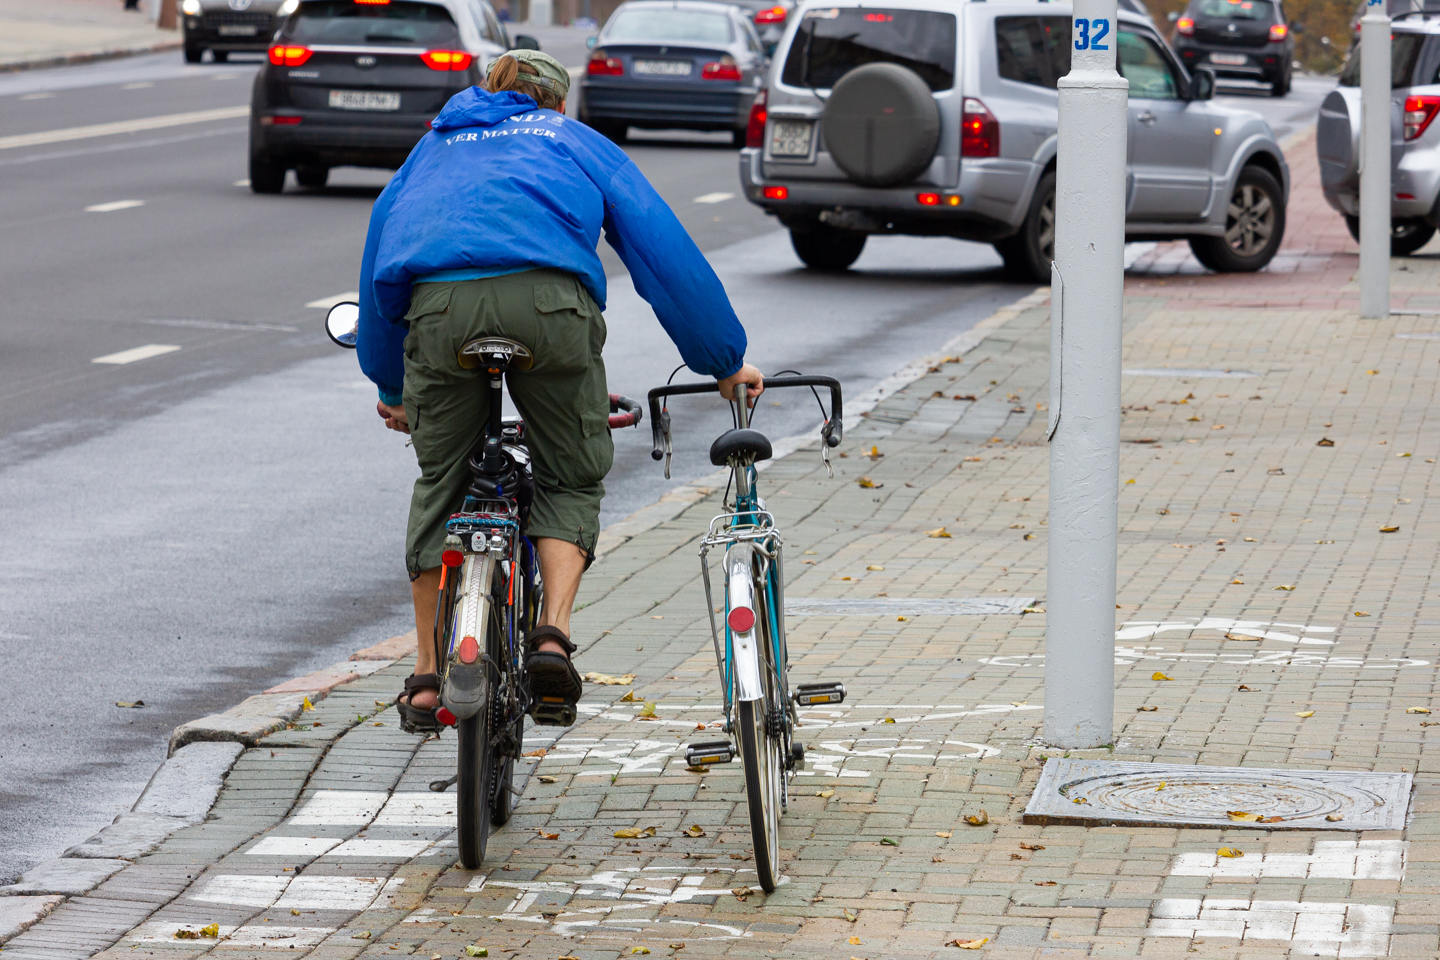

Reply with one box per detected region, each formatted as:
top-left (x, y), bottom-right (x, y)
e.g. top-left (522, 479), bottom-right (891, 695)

top-left (700, 510), bottom-right (780, 550)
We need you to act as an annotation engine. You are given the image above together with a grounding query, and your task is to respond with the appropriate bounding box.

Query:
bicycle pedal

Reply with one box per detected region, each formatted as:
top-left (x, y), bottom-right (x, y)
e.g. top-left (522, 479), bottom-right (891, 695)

top-left (528, 696), bottom-right (577, 727)
top-left (793, 682), bottom-right (846, 706)
top-left (685, 740), bottom-right (735, 767)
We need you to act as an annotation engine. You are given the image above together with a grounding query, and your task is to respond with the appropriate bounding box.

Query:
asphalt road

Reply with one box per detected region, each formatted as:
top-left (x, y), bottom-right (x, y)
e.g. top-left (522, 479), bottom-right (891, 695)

top-left (0, 37), bottom-right (1332, 884)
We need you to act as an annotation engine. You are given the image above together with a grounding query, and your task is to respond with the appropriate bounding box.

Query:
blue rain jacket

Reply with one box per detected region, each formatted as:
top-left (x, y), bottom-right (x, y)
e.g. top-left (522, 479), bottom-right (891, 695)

top-left (356, 88), bottom-right (746, 405)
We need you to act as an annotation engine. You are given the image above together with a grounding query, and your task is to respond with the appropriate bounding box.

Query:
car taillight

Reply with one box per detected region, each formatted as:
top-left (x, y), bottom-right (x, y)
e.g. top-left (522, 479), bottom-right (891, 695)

top-left (703, 56), bottom-right (742, 81)
top-left (727, 606), bottom-right (756, 633)
top-left (960, 97), bottom-right (999, 158)
top-left (587, 48), bottom-right (623, 76)
top-left (746, 87), bottom-right (768, 148)
top-left (1404, 95), bottom-right (1440, 141)
top-left (355, 0), bottom-right (391, 4)
top-left (268, 44), bottom-right (312, 66)
top-left (762, 185), bottom-right (788, 200)
top-left (1268, 23), bottom-right (1288, 41)
top-left (754, 5), bottom-right (787, 23)
top-left (1176, 16), bottom-right (1195, 35)
top-left (421, 49), bottom-right (472, 71)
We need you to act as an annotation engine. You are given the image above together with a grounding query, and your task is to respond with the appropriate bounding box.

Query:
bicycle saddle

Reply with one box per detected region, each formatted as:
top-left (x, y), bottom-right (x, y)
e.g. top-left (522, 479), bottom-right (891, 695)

top-left (457, 336), bottom-right (534, 371)
top-left (709, 428), bottom-right (773, 467)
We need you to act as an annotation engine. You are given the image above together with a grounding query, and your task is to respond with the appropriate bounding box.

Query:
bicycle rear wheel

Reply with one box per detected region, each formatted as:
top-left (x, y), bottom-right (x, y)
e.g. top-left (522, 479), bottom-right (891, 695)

top-left (737, 558), bottom-right (784, 892)
top-left (455, 561), bottom-right (502, 869)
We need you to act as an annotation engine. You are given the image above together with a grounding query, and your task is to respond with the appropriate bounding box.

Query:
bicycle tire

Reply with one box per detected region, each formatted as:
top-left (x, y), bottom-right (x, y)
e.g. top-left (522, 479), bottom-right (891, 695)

top-left (491, 555), bottom-right (537, 826)
top-left (737, 696), bottom-right (781, 891)
top-left (455, 562), bottom-right (502, 869)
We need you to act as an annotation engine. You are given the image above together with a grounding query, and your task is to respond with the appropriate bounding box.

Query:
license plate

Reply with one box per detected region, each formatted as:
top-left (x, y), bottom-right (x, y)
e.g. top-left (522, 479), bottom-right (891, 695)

top-left (217, 24), bottom-right (258, 36)
top-left (633, 59), bottom-right (691, 76)
top-left (1210, 53), bottom-right (1246, 65)
top-left (328, 89), bottom-right (401, 111)
top-left (768, 119), bottom-right (813, 158)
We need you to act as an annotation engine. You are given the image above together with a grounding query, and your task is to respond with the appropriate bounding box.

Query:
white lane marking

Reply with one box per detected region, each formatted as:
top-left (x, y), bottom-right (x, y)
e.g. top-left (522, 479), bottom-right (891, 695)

top-left (0, 105), bottom-right (248, 152)
top-left (188, 874), bottom-right (404, 911)
top-left (694, 192), bottom-right (734, 204)
top-left (91, 344), bottom-right (181, 365)
top-left (306, 291), bottom-right (360, 309)
top-left (1171, 840), bottom-right (1406, 881)
top-left (288, 790), bottom-right (388, 825)
top-left (329, 837), bottom-right (434, 858)
top-left (85, 199), bottom-right (145, 213)
top-left (1116, 617), bottom-right (1337, 646)
top-left (246, 836), bottom-right (341, 858)
top-left (121, 82), bottom-right (155, 90)
top-left (980, 651), bottom-right (1428, 670)
top-left (188, 874), bottom-right (289, 908)
top-left (1149, 899), bottom-right (1393, 957)
top-left (20, 92), bottom-right (55, 101)
top-left (234, 178), bottom-right (251, 187)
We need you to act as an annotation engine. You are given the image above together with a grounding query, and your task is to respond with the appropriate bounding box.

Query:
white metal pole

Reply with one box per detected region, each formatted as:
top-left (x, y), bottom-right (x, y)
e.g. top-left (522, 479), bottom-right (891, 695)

top-left (1359, 0), bottom-right (1391, 318)
top-left (1045, 0), bottom-right (1126, 748)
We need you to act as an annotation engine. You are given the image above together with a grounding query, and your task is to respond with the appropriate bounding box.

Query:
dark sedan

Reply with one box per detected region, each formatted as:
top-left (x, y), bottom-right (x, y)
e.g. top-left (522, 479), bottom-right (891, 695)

top-left (249, 0), bottom-right (535, 193)
top-left (1172, 0), bottom-right (1296, 96)
top-left (579, 0), bottom-right (768, 146)
top-left (180, 0), bottom-right (292, 64)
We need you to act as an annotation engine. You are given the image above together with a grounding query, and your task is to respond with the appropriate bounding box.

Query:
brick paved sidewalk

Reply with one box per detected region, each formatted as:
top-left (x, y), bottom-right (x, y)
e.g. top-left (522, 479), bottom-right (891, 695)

top-left (5, 130), bottom-right (1439, 959)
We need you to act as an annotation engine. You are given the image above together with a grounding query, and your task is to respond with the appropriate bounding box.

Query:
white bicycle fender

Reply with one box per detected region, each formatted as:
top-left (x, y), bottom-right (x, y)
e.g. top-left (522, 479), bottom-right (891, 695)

top-left (727, 548), bottom-right (765, 703)
top-left (442, 555), bottom-right (492, 720)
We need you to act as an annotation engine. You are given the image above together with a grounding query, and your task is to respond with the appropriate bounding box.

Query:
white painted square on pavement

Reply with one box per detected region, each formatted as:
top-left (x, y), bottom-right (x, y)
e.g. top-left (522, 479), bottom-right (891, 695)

top-left (188, 874), bottom-right (289, 908)
top-left (246, 835), bottom-right (342, 859)
top-left (373, 791), bottom-right (455, 827)
top-left (287, 790), bottom-right (390, 825)
top-left (1148, 898), bottom-right (1394, 958)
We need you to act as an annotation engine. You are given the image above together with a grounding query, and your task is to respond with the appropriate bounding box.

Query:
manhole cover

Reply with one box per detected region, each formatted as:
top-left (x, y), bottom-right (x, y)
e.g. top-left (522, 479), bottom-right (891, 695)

top-left (786, 597), bottom-right (1035, 616)
top-left (1024, 760), bottom-right (1411, 831)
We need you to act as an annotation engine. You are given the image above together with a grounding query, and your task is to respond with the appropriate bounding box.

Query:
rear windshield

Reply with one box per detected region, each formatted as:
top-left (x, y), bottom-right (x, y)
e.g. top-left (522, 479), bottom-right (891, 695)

top-left (780, 8), bottom-right (957, 91)
top-left (1194, 0), bottom-right (1275, 20)
top-left (1339, 32), bottom-right (1429, 87)
top-left (289, 1), bottom-right (459, 45)
top-left (603, 8), bottom-right (734, 44)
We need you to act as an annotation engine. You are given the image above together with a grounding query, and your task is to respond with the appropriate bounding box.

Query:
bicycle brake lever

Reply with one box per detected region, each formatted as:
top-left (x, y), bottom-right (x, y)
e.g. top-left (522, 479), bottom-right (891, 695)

top-left (821, 442), bottom-right (833, 479)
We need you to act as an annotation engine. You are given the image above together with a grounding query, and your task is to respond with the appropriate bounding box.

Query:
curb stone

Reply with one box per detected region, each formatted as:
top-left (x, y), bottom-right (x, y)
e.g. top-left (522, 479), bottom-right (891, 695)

top-left (0, 39), bottom-right (182, 74)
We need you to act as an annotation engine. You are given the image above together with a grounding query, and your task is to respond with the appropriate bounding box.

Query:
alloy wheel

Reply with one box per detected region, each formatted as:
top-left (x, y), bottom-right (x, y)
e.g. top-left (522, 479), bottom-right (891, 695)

top-left (1224, 184), bottom-right (1275, 258)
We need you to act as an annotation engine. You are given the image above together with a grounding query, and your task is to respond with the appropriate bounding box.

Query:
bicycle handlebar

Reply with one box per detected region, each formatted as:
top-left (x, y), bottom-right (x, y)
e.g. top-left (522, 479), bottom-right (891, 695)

top-left (609, 393), bottom-right (643, 430)
top-left (647, 375), bottom-right (844, 464)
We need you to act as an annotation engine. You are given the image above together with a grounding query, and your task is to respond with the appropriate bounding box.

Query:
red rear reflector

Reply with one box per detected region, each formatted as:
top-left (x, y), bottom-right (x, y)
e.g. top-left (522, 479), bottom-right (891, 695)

top-left (587, 49), bottom-right (623, 76)
top-left (458, 635), bottom-right (479, 664)
top-left (268, 44), bottom-right (312, 66)
top-left (1268, 23), bottom-right (1288, 41)
top-left (441, 549), bottom-right (463, 568)
top-left (435, 707), bottom-right (457, 726)
top-left (916, 192), bottom-right (941, 206)
top-left (746, 87), bottom-right (768, 148)
top-left (702, 59), bottom-right (742, 81)
top-left (754, 5), bottom-right (787, 23)
top-left (1403, 95), bottom-right (1440, 141)
top-left (264, 114), bottom-right (302, 125)
top-left (1175, 16), bottom-right (1195, 35)
top-left (421, 49), bottom-right (472, 71)
top-left (762, 185), bottom-right (788, 200)
top-left (960, 97), bottom-right (999, 158)
top-left (728, 606), bottom-right (756, 633)
top-left (1397, 192), bottom-right (1416, 200)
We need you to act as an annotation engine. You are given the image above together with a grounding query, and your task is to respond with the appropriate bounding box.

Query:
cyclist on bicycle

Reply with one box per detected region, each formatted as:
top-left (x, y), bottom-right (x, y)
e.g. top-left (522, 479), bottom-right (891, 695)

top-left (355, 50), bottom-right (763, 731)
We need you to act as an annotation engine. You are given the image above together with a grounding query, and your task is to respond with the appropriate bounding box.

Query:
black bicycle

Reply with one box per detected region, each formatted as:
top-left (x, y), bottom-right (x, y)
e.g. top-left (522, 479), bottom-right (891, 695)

top-left (326, 304), bottom-right (642, 867)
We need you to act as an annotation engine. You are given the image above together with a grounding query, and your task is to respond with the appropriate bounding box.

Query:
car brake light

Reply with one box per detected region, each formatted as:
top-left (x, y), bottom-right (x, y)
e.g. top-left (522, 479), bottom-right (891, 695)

top-left (754, 5), bottom-right (787, 23)
top-left (746, 87), bottom-right (768, 148)
top-left (1268, 23), bottom-right (1288, 41)
top-left (355, 0), bottom-right (391, 5)
top-left (587, 48), bottom-right (623, 76)
top-left (1404, 95), bottom-right (1440, 141)
top-left (960, 97), bottom-right (999, 158)
top-left (262, 114), bottom-right (303, 125)
top-left (1175, 16), bottom-right (1195, 35)
top-left (863, 11), bottom-right (893, 20)
top-left (421, 49), bottom-right (472, 71)
top-left (703, 56), bottom-right (742, 81)
top-left (916, 192), bottom-right (940, 205)
top-left (268, 44), bottom-right (312, 66)
top-left (762, 185), bottom-right (788, 200)
top-left (728, 606), bottom-right (756, 633)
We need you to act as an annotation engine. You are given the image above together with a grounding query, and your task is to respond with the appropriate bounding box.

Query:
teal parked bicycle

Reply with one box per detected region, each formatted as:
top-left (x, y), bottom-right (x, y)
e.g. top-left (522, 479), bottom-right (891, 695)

top-left (647, 375), bottom-right (845, 891)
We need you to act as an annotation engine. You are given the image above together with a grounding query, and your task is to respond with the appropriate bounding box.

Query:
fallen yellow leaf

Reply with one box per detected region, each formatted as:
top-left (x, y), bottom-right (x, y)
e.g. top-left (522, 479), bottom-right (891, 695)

top-left (684, 825), bottom-right (706, 837)
top-left (1137, 706), bottom-right (1158, 712)
top-left (613, 826), bottom-right (659, 839)
top-left (936, 831), bottom-right (952, 838)
top-left (584, 672), bottom-right (636, 685)
top-left (1380, 525), bottom-right (1400, 533)
top-left (866, 564), bottom-right (885, 571)
top-left (857, 476), bottom-right (882, 489)
top-left (1326, 814), bottom-right (1344, 822)
top-left (1230, 578), bottom-right (1245, 585)
top-left (1295, 710), bottom-right (1315, 718)
top-left (963, 810), bottom-right (989, 826)
top-left (637, 701), bottom-right (658, 719)
top-left (538, 775), bottom-right (557, 784)
top-left (1152, 672), bottom-right (1172, 681)
top-left (1354, 611), bottom-right (1371, 617)
top-left (301, 697), bottom-right (314, 712)
top-left (1019, 842), bottom-right (1045, 851)
top-left (1407, 707), bottom-right (1432, 715)
top-left (882, 717), bottom-right (896, 724)
top-left (843, 909), bottom-right (858, 923)
top-left (1274, 584), bottom-right (1296, 591)
top-left (926, 526), bottom-right (952, 538)
top-left (1366, 369), bottom-right (1379, 375)
top-left (619, 689), bottom-right (640, 702)
top-left (465, 947), bottom-right (489, 957)
top-left (1227, 811), bottom-right (1263, 822)
top-left (522, 748), bottom-right (548, 758)
top-left (1225, 632), bottom-right (1261, 641)
top-left (816, 789), bottom-right (835, 799)
top-left (629, 949), bottom-right (651, 955)
top-left (947, 938), bottom-right (989, 949)
top-left (896, 615), bottom-right (908, 622)
top-left (1155, 782), bottom-right (1167, 792)
top-left (868, 445), bottom-right (883, 459)
top-left (1071, 796), bottom-right (1089, 805)
top-left (1217, 847), bottom-right (1244, 858)
top-left (849, 937), bottom-right (862, 946)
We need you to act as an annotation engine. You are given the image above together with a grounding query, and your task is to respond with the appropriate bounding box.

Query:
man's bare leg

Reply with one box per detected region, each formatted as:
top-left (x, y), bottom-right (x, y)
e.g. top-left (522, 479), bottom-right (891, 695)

top-left (405, 538), bottom-right (583, 710)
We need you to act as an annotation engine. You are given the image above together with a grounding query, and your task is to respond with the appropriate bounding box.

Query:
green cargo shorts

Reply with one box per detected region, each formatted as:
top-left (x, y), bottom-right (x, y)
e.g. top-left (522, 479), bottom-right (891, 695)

top-left (400, 269), bottom-right (612, 577)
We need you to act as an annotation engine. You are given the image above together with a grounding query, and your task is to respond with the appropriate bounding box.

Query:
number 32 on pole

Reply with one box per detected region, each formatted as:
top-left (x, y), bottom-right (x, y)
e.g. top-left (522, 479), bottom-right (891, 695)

top-left (1074, 18), bottom-right (1111, 50)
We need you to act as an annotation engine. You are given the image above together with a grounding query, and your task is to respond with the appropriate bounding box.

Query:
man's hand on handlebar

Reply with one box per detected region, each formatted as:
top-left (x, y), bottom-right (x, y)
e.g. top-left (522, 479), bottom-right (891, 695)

top-left (717, 363), bottom-right (764, 404)
top-left (377, 400), bottom-right (411, 435)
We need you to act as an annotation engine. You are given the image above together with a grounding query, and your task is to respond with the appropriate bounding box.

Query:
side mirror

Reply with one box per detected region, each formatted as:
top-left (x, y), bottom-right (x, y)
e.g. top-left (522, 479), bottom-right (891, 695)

top-left (585, 35), bottom-right (598, 49)
top-left (1190, 66), bottom-right (1216, 100)
top-left (513, 33), bottom-right (540, 50)
top-left (325, 301), bottom-right (360, 348)
top-left (1167, 10), bottom-right (1180, 21)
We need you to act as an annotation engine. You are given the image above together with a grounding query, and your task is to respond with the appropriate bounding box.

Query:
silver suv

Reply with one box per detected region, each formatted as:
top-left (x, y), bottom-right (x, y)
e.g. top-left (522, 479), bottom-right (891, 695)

top-left (1317, 16), bottom-right (1440, 255)
top-left (738, 0), bottom-right (1291, 280)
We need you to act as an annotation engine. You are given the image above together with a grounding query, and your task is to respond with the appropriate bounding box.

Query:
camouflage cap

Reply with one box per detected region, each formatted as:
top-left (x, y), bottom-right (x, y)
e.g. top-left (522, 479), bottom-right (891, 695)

top-left (489, 48), bottom-right (571, 100)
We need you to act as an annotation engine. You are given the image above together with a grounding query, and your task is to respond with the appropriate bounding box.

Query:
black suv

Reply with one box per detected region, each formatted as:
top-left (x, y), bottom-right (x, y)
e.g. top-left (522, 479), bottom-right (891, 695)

top-left (1172, 0), bottom-right (1296, 95)
top-left (249, 0), bottom-right (535, 193)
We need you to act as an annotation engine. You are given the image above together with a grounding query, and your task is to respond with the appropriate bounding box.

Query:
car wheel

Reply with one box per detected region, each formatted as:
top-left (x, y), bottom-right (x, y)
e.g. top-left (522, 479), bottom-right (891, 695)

top-left (1344, 214), bottom-right (1437, 256)
top-left (212, 50), bottom-right (229, 63)
top-left (1270, 68), bottom-right (1290, 97)
top-left (996, 169), bottom-right (1056, 284)
top-left (296, 165), bottom-right (329, 189)
top-left (183, 45), bottom-right (203, 64)
top-left (1188, 165), bottom-right (1285, 272)
top-left (249, 151), bottom-right (286, 194)
top-left (790, 226), bottom-right (866, 271)
top-left (731, 127), bottom-right (747, 149)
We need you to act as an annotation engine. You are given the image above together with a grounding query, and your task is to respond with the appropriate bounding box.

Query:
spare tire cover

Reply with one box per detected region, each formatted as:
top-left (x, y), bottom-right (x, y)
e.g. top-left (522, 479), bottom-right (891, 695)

top-left (823, 62), bottom-right (941, 187)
